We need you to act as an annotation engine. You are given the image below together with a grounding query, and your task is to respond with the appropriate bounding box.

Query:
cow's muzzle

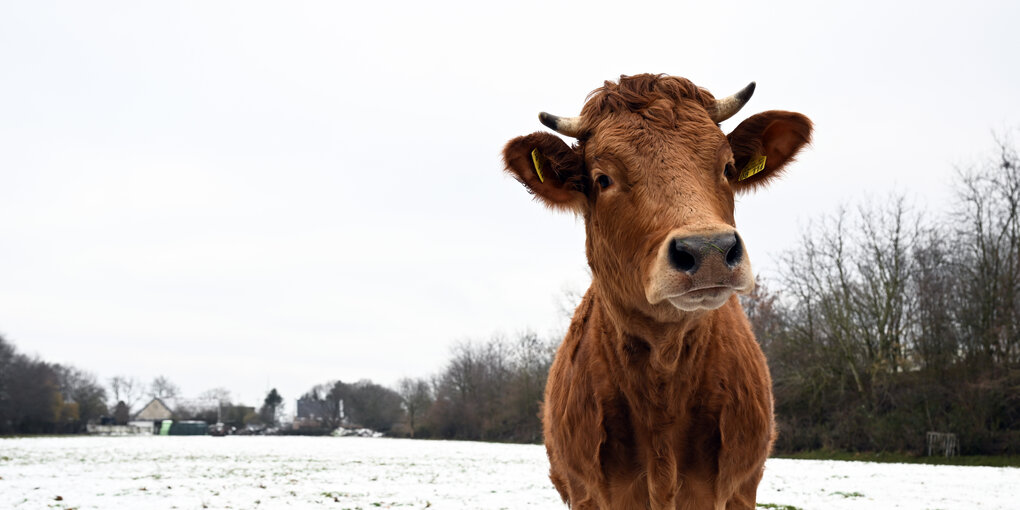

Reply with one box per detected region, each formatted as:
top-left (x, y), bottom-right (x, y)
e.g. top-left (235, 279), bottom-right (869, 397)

top-left (668, 232), bottom-right (744, 274)
top-left (646, 230), bottom-right (754, 311)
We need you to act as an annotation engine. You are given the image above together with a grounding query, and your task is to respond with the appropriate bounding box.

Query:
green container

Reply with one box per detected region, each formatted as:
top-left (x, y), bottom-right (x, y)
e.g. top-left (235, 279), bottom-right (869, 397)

top-left (169, 420), bottom-right (208, 436)
top-left (159, 420), bottom-right (173, 435)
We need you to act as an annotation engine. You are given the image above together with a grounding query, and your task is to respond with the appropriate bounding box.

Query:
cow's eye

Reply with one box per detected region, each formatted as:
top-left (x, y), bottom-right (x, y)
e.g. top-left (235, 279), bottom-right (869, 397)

top-left (595, 174), bottom-right (613, 190)
top-left (724, 162), bottom-right (737, 180)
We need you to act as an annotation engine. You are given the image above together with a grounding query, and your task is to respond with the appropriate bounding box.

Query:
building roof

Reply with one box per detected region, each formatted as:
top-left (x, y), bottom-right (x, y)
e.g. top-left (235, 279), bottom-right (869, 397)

top-left (133, 397), bottom-right (173, 421)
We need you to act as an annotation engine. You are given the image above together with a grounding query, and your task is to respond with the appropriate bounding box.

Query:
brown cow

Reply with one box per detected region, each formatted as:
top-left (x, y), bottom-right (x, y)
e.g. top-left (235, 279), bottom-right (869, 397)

top-left (501, 74), bottom-right (811, 510)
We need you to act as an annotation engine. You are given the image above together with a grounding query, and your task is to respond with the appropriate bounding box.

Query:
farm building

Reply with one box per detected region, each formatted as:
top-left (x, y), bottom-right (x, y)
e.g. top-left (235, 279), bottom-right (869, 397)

top-left (294, 397), bottom-right (343, 429)
top-left (133, 397), bottom-right (173, 421)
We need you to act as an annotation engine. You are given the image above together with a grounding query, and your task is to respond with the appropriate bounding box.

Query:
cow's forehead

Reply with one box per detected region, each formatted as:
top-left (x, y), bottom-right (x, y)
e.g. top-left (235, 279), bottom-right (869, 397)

top-left (584, 110), bottom-right (728, 172)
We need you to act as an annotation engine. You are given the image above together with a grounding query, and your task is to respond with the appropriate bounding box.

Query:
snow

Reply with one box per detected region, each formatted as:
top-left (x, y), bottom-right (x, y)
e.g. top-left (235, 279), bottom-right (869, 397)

top-left (0, 436), bottom-right (1015, 509)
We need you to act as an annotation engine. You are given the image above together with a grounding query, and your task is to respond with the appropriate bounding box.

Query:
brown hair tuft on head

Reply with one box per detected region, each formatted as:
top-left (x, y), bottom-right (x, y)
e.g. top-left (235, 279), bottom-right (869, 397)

top-left (578, 74), bottom-right (717, 131)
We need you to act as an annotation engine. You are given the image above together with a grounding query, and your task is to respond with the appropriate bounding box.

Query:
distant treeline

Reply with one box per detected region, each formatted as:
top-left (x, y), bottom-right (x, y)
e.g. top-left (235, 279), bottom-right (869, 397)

top-left (302, 332), bottom-right (556, 442)
top-left (743, 138), bottom-right (1019, 455)
top-left (406, 332), bottom-right (555, 442)
top-left (0, 337), bottom-right (282, 434)
top-left (0, 338), bottom-right (107, 434)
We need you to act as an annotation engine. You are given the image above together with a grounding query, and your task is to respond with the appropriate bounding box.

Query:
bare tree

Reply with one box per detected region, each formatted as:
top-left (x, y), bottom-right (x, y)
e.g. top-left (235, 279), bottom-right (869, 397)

top-left (423, 332), bottom-right (555, 442)
top-left (199, 387), bottom-right (232, 405)
top-left (952, 137), bottom-right (1020, 368)
top-left (910, 227), bottom-right (961, 375)
top-left (854, 197), bottom-right (917, 375)
top-left (150, 375), bottom-right (180, 400)
top-left (503, 331), bottom-right (556, 442)
top-left (108, 376), bottom-right (144, 412)
top-left (397, 377), bottom-right (432, 437)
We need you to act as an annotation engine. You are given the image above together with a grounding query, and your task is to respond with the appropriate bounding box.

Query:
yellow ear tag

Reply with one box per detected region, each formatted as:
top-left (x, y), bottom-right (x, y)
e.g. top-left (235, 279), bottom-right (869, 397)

top-left (530, 148), bottom-right (545, 183)
top-left (738, 155), bottom-right (767, 181)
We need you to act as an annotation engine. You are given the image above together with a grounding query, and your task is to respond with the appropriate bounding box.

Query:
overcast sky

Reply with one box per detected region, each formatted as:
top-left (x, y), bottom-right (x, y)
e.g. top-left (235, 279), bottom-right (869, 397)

top-left (2, 1), bottom-right (1018, 411)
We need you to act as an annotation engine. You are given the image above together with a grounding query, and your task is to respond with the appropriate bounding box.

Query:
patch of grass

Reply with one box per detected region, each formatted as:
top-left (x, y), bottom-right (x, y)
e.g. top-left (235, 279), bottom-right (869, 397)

top-left (321, 491), bottom-right (348, 500)
top-left (757, 503), bottom-right (802, 510)
top-left (772, 449), bottom-right (1020, 468)
top-left (831, 491), bottom-right (865, 498)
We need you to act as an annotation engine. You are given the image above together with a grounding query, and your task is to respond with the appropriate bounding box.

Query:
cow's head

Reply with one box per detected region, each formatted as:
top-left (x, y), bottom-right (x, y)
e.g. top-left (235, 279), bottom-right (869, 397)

top-left (503, 74), bottom-right (811, 321)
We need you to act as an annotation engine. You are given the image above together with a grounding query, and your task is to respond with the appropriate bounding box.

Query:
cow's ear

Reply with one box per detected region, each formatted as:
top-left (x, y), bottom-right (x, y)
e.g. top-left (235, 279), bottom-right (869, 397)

top-left (502, 132), bottom-right (588, 213)
top-left (726, 110), bottom-right (812, 193)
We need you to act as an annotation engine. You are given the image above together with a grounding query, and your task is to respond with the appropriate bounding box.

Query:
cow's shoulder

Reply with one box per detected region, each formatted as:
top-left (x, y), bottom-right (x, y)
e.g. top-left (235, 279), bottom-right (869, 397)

top-left (545, 289), bottom-right (623, 480)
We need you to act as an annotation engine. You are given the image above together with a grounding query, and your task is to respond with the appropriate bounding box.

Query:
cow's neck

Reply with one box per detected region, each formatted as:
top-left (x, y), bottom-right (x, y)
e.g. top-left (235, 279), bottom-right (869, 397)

top-left (591, 280), bottom-right (724, 376)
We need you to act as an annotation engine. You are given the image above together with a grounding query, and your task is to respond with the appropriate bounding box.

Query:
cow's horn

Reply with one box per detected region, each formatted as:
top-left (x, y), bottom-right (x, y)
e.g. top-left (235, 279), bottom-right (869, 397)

top-left (708, 82), bottom-right (756, 123)
top-left (538, 112), bottom-right (584, 138)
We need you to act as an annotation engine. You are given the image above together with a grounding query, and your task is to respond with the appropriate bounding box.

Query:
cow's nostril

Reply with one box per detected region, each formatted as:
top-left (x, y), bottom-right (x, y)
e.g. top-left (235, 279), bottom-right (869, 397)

top-left (725, 233), bottom-right (743, 267)
top-left (668, 233), bottom-right (743, 274)
top-left (669, 241), bottom-right (699, 273)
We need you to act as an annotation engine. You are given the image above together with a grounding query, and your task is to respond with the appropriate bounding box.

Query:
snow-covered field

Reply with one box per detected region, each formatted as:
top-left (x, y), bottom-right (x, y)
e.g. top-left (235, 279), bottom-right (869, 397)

top-left (0, 436), bottom-right (1015, 509)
